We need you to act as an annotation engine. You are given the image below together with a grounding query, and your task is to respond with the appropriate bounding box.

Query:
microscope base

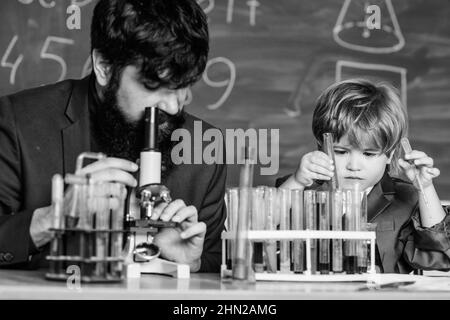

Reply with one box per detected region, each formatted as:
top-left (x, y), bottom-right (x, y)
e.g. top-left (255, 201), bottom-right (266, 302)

top-left (125, 258), bottom-right (190, 279)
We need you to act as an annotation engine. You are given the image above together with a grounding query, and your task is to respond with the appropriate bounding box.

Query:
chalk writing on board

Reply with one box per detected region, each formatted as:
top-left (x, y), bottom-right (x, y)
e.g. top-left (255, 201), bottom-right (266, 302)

top-left (1, 35), bottom-right (23, 85)
top-left (40, 36), bottom-right (75, 82)
top-left (81, 56), bottom-right (92, 78)
top-left (79, 55), bottom-right (234, 110)
top-left (247, 0), bottom-right (260, 26)
top-left (226, 0), bottom-right (260, 26)
top-left (185, 57), bottom-right (235, 110)
top-left (197, 0), bottom-right (215, 15)
top-left (71, 0), bottom-right (93, 7)
top-left (335, 60), bottom-right (407, 108)
top-left (333, 0), bottom-right (405, 54)
top-left (203, 57), bottom-right (236, 110)
top-left (18, 0), bottom-right (56, 9)
top-left (226, 0), bottom-right (234, 22)
top-left (18, 0), bottom-right (91, 20)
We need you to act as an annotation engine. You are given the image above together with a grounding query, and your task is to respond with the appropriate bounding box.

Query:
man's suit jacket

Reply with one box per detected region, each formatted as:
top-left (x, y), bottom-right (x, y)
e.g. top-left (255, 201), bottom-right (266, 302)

top-left (276, 172), bottom-right (450, 273)
top-left (0, 76), bottom-right (227, 272)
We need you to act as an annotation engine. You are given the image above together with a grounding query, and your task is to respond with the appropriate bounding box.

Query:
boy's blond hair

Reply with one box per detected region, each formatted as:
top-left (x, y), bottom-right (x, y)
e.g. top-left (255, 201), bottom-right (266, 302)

top-left (312, 78), bottom-right (408, 174)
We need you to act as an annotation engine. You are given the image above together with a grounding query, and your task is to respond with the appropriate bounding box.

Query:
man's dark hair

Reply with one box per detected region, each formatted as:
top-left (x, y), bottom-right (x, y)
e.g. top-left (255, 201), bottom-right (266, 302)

top-left (91, 0), bottom-right (209, 89)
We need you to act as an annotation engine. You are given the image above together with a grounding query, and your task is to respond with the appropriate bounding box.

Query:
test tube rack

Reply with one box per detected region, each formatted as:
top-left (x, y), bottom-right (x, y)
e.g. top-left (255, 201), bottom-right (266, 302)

top-left (45, 152), bottom-right (127, 283)
top-left (221, 229), bottom-right (376, 282)
top-left (46, 227), bottom-right (126, 283)
top-left (46, 151), bottom-right (190, 282)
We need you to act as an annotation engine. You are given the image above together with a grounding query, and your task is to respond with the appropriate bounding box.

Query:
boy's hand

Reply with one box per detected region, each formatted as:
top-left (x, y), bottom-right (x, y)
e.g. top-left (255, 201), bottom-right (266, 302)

top-left (294, 151), bottom-right (335, 187)
top-left (398, 150), bottom-right (440, 190)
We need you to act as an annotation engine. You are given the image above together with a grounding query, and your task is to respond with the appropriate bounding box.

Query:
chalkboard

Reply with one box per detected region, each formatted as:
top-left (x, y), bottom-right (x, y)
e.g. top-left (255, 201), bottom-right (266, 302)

top-left (1, 0), bottom-right (450, 198)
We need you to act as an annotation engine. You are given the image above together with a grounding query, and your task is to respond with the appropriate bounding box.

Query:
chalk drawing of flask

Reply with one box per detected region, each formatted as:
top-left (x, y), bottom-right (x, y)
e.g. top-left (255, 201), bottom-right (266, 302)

top-left (333, 0), bottom-right (405, 54)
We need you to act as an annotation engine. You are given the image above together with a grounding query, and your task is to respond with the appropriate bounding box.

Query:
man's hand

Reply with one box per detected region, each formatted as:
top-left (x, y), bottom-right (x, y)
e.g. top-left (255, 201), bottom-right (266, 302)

top-left (30, 157), bottom-right (137, 249)
top-left (151, 199), bottom-right (206, 272)
top-left (30, 206), bottom-right (54, 249)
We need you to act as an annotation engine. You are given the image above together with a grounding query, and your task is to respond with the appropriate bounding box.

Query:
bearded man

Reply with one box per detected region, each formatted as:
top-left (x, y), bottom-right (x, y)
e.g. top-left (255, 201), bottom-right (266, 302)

top-left (0, 0), bottom-right (226, 273)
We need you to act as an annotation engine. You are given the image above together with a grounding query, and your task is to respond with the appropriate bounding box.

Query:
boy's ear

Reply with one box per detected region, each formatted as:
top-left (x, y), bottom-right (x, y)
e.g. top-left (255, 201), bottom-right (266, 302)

top-left (386, 151), bottom-right (395, 164)
top-left (92, 49), bottom-right (111, 87)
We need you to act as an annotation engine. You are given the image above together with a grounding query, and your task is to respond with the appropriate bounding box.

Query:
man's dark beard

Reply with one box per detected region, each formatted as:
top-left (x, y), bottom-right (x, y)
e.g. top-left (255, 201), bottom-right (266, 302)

top-left (92, 82), bottom-right (185, 178)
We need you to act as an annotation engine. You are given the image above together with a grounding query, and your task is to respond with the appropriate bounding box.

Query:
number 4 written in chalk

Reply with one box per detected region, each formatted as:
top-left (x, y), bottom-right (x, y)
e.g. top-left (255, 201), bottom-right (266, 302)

top-left (1, 35), bottom-right (75, 85)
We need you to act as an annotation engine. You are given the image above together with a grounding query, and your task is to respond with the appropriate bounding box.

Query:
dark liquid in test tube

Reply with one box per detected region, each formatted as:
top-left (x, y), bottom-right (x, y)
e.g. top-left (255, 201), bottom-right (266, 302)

top-left (343, 186), bottom-right (360, 274)
top-left (291, 190), bottom-right (304, 273)
top-left (253, 243), bottom-right (264, 272)
top-left (344, 256), bottom-right (357, 274)
top-left (357, 192), bottom-right (368, 274)
top-left (331, 190), bottom-right (343, 273)
top-left (251, 188), bottom-right (265, 273)
top-left (317, 191), bottom-right (330, 274)
top-left (225, 188), bottom-right (238, 271)
top-left (304, 190), bottom-right (317, 273)
top-left (279, 188), bottom-right (291, 273)
top-left (264, 187), bottom-right (278, 273)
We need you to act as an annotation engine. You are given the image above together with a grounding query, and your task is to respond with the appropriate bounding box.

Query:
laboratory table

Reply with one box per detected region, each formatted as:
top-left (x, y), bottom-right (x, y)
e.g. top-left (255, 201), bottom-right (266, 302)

top-left (0, 270), bottom-right (450, 300)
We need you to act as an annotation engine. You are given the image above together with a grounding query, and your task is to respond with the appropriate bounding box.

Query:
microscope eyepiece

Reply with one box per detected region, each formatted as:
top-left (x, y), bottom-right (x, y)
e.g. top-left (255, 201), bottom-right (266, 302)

top-left (144, 107), bottom-right (158, 151)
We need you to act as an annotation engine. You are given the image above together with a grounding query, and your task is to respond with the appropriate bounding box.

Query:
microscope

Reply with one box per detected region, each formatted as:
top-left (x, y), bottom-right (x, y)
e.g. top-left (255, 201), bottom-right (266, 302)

top-left (122, 106), bottom-right (190, 279)
top-left (45, 106), bottom-right (189, 282)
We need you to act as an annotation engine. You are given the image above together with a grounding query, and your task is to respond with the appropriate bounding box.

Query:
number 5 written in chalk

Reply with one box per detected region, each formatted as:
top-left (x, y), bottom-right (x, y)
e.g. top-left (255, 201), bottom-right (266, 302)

top-left (40, 36), bottom-right (75, 82)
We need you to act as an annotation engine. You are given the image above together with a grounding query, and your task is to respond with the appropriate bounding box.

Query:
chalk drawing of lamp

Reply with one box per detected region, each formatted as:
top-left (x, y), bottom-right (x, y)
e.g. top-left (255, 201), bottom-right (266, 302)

top-left (333, 0), bottom-right (405, 54)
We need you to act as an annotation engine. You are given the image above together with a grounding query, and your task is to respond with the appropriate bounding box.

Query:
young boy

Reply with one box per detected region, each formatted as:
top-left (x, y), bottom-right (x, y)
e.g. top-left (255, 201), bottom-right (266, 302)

top-left (278, 79), bottom-right (450, 273)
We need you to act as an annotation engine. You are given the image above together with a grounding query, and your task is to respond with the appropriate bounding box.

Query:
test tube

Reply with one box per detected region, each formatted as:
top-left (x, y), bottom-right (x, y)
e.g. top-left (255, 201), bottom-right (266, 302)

top-left (251, 187), bottom-right (265, 273)
top-left (291, 189), bottom-right (304, 273)
top-left (264, 187), bottom-right (278, 273)
top-left (95, 182), bottom-right (111, 278)
top-left (279, 188), bottom-right (291, 273)
top-left (322, 133), bottom-right (339, 190)
top-left (65, 180), bottom-right (82, 229)
top-left (52, 174), bottom-right (64, 230)
top-left (232, 147), bottom-right (255, 280)
top-left (225, 188), bottom-right (239, 270)
top-left (111, 184), bottom-right (126, 276)
top-left (317, 191), bottom-right (330, 274)
top-left (85, 181), bottom-right (96, 260)
top-left (331, 190), bottom-right (343, 273)
top-left (357, 191), bottom-right (368, 273)
top-left (49, 174), bottom-right (64, 274)
top-left (343, 185), bottom-right (358, 274)
top-left (77, 183), bottom-right (89, 259)
top-left (76, 181), bottom-right (94, 230)
top-left (233, 188), bottom-right (251, 280)
top-left (364, 222), bottom-right (378, 273)
top-left (66, 185), bottom-right (80, 229)
top-left (68, 152), bottom-right (106, 229)
top-left (304, 190), bottom-right (317, 273)
top-left (400, 137), bottom-right (429, 206)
